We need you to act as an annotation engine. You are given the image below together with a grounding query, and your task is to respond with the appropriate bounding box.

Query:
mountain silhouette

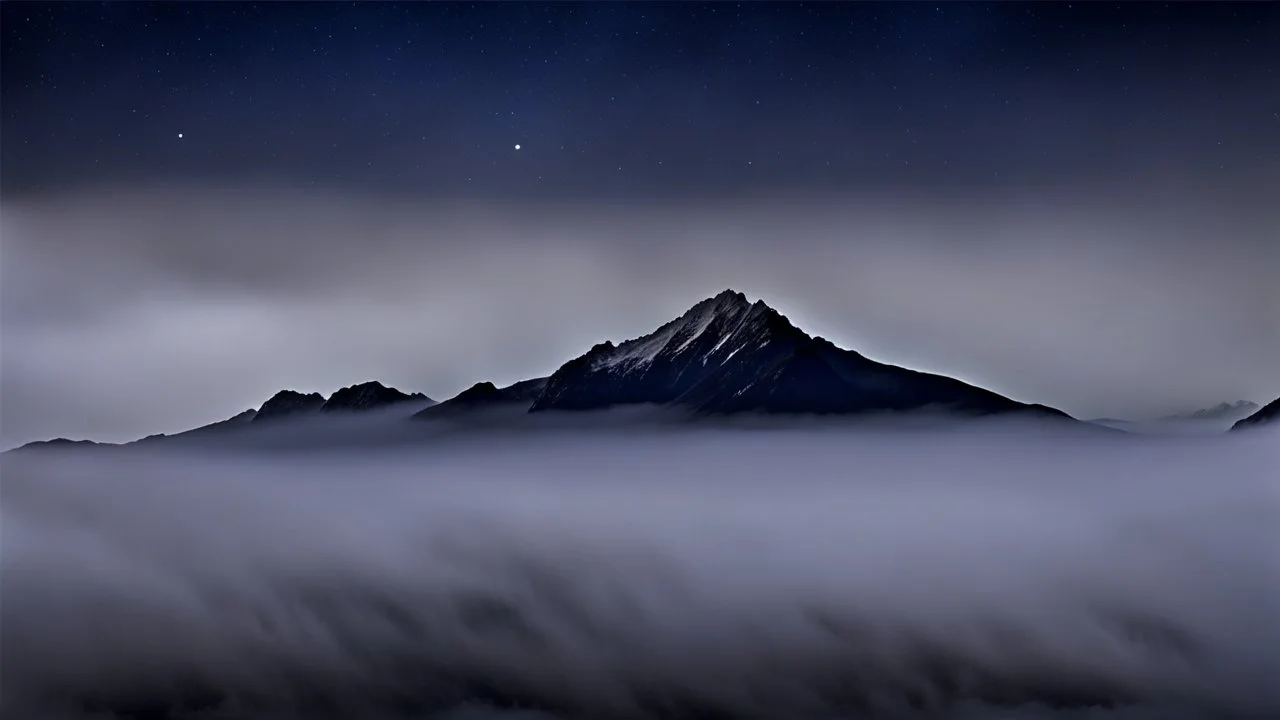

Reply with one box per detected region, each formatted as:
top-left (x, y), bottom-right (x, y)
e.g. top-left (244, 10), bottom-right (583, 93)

top-left (132, 408), bottom-right (258, 445)
top-left (415, 377), bottom-right (548, 419)
top-left (1232, 397), bottom-right (1280, 431)
top-left (7, 437), bottom-right (105, 453)
top-left (252, 390), bottom-right (326, 422)
top-left (530, 290), bottom-right (1069, 420)
top-left (7, 290), bottom-right (1086, 453)
top-left (322, 381), bottom-right (430, 412)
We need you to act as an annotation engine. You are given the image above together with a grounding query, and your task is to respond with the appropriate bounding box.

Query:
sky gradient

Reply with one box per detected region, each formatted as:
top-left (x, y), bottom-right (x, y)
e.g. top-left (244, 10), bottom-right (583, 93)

top-left (3, 2), bottom-right (1279, 199)
top-left (2, 1), bottom-right (1278, 446)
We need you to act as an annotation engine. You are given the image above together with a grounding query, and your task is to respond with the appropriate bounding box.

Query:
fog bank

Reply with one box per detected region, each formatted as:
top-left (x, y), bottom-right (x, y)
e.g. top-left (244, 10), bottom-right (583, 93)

top-left (3, 425), bottom-right (1279, 719)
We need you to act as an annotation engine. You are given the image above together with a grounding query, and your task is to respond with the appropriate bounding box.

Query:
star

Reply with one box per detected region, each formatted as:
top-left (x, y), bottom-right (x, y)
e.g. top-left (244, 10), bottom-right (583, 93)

top-left (514, 143), bottom-right (520, 150)
top-left (177, 132), bottom-right (184, 139)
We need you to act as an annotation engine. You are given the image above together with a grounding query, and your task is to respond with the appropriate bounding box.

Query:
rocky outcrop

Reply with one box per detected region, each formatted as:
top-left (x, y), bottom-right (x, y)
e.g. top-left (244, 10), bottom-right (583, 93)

top-left (253, 390), bottom-right (326, 422)
top-left (321, 381), bottom-right (429, 412)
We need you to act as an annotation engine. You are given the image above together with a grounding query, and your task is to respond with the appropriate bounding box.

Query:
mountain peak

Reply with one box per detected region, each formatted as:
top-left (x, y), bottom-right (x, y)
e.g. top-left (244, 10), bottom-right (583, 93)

top-left (529, 290), bottom-right (1068, 420)
top-left (593, 290), bottom-right (789, 373)
top-left (254, 390), bottom-right (326, 422)
top-left (322, 381), bottom-right (429, 412)
top-left (530, 291), bottom-right (793, 411)
top-left (708, 288), bottom-right (750, 309)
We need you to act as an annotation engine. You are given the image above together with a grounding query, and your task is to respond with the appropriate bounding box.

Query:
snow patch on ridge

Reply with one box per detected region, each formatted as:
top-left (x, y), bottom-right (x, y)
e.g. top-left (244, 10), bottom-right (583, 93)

top-left (591, 291), bottom-right (755, 373)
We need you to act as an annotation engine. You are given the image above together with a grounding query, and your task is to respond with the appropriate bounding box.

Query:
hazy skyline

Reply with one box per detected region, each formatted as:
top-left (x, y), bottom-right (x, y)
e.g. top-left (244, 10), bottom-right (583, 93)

top-left (4, 188), bottom-right (1277, 447)
top-left (2, 2), bottom-right (1278, 446)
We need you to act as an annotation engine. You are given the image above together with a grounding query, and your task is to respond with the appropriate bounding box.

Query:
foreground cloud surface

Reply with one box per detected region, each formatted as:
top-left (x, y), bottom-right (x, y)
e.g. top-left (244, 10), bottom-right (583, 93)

top-left (3, 423), bottom-right (1279, 720)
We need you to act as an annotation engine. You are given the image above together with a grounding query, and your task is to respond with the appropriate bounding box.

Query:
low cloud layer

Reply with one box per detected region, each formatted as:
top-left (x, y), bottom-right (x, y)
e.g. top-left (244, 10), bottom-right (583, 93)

top-left (2, 188), bottom-right (1277, 447)
top-left (3, 424), bottom-right (1279, 719)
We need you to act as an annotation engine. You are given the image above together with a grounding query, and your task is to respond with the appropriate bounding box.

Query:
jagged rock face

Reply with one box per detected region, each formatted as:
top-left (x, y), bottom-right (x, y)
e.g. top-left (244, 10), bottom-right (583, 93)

top-left (530, 289), bottom-right (1068, 420)
top-left (531, 290), bottom-right (797, 411)
top-left (321, 381), bottom-right (427, 412)
top-left (416, 377), bottom-right (549, 418)
top-left (1232, 397), bottom-right (1280, 431)
top-left (253, 390), bottom-right (326, 422)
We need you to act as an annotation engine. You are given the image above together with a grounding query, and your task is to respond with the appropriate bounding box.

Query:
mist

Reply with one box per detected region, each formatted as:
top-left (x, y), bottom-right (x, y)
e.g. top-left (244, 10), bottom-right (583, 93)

top-left (4, 422), bottom-right (1279, 720)
top-left (4, 187), bottom-right (1279, 449)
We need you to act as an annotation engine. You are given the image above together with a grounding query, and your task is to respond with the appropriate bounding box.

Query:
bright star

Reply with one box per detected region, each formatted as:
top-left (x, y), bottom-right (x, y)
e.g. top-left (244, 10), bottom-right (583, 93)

top-left (177, 133), bottom-right (184, 139)
top-left (514, 143), bottom-right (521, 150)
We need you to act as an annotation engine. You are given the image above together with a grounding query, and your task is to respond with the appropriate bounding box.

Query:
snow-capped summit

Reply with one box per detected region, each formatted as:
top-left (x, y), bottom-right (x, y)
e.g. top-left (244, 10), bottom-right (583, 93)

top-left (586, 289), bottom-right (771, 372)
top-left (530, 290), bottom-right (1070, 420)
top-left (531, 290), bottom-right (802, 412)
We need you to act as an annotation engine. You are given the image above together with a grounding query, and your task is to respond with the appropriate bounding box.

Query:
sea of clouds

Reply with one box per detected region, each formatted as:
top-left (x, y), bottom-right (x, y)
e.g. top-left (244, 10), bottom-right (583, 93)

top-left (3, 420), bottom-right (1278, 720)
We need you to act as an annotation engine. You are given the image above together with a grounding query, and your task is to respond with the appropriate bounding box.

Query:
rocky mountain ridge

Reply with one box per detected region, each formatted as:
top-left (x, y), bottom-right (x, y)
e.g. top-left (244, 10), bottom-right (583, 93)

top-left (8, 289), bottom-right (1098, 452)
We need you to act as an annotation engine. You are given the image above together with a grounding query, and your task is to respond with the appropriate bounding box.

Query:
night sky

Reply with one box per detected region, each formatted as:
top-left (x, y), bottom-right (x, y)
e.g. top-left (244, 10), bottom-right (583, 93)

top-left (2, 2), bottom-right (1278, 446)
top-left (5, 1), bottom-right (1278, 199)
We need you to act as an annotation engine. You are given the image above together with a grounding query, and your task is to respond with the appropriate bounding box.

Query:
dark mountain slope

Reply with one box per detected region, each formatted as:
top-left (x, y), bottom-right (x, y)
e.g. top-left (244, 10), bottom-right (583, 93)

top-left (253, 390), bottom-right (326, 422)
top-left (322, 381), bottom-right (430, 412)
top-left (530, 290), bottom-right (1071, 421)
top-left (132, 408), bottom-right (258, 445)
top-left (1232, 397), bottom-right (1280, 431)
top-left (415, 377), bottom-right (548, 419)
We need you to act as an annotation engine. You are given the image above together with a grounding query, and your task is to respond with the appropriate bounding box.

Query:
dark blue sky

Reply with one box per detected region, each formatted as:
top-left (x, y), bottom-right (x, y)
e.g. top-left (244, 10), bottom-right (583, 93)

top-left (4, 1), bottom-right (1277, 199)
